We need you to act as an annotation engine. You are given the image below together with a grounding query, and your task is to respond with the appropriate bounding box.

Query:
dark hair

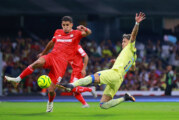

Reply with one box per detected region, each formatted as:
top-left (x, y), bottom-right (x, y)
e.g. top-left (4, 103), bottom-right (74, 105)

top-left (123, 34), bottom-right (131, 40)
top-left (62, 16), bottom-right (73, 23)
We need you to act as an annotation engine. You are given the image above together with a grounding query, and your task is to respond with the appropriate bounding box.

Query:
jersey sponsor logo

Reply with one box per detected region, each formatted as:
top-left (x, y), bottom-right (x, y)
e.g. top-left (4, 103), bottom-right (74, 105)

top-left (57, 39), bottom-right (72, 42)
top-left (124, 61), bottom-right (131, 70)
top-left (125, 64), bottom-right (132, 72)
top-left (124, 57), bottom-right (135, 72)
top-left (58, 35), bottom-right (61, 36)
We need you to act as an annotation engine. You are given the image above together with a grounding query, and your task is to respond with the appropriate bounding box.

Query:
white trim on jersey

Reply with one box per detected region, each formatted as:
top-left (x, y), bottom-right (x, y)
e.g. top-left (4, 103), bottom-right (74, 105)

top-left (57, 39), bottom-right (72, 42)
top-left (78, 47), bottom-right (86, 57)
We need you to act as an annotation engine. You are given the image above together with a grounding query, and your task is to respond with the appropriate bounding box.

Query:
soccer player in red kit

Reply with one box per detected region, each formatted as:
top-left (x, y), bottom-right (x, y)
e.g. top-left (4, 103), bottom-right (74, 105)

top-left (5, 16), bottom-right (92, 112)
top-left (69, 45), bottom-right (97, 108)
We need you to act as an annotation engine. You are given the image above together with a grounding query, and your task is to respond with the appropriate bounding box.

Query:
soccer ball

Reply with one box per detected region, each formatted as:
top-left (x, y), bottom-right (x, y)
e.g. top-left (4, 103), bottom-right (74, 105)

top-left (37, 75), bottom-right (51, 88)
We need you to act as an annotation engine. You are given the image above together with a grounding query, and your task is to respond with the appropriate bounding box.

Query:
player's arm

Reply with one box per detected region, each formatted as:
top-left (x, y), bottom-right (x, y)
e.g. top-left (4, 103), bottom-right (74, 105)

top-left (130, 12), bottom-right (146, 43)
top-left (37, 40), bottom-right (55, 58)
top-left (77, 25), bottom-right (92, 37)
top-left (81, 54), bottom-right (89, 77)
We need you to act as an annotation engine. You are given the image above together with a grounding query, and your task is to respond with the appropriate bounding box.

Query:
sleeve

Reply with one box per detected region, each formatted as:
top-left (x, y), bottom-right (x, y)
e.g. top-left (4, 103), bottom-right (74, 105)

top-left (51, 29), bottom-right (60, 43)
top-left (128, 41), bottom-right (136, 52)
top-left (78, 46), bottom-right (87, 57)
top-left (52, 36), bottom-right (56, 43)
top-left (76, 30), bottom-right (83, 39)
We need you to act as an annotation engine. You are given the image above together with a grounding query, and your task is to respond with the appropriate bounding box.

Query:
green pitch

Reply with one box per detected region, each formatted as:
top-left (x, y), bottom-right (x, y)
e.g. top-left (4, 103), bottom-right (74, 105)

top-left (0, 102), bottom-right (179, 120)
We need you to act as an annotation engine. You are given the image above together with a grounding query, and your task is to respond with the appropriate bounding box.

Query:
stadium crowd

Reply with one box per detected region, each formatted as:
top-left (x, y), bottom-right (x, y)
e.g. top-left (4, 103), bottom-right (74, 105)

top-left (1, 30), bottom-right (179, 95)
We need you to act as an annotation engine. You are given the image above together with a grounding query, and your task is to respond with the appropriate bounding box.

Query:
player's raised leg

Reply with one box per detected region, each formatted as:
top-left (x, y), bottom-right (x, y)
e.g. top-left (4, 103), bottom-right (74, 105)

top-left (72, 86), bottom-right (97, 98)
top-left (5, 57), bottom-right (46, 83)
top-left (65, 73), bottom-right (100, 91)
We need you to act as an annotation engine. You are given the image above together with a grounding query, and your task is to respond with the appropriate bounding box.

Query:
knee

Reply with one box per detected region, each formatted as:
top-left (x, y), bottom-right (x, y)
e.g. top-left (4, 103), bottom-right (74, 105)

top-left (48, 86), bottom-right (55, 93)
top-left (73, 92), bottom-right (80, 96)
top-left (35, 60), bottom-right (43, 66)
top-left (32, 59), bottom-right (45, 69)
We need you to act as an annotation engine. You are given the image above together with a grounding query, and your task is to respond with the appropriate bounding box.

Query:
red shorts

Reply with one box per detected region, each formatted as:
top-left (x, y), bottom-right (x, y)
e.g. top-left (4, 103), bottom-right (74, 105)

top-left (42, 53), bottom-right (68, 84)
top-left (70, 70), bottom-right (83, 83)
top-left (70, 71), bottom-right (83, 83)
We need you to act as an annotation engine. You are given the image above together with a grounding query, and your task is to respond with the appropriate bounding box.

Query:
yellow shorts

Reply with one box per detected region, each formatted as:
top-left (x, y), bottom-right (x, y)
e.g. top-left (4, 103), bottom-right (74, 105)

top-left (97, 69), bottom-right (123, 98)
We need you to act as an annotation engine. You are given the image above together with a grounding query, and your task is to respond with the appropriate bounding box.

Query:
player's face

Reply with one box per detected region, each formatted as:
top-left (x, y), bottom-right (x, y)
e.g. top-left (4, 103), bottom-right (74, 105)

top-left (167, 66), bottom-right (172, 72)
top-left (122, 38), bottom-right (129, 49)
top-left (61, 21), bottom-right (73, 33)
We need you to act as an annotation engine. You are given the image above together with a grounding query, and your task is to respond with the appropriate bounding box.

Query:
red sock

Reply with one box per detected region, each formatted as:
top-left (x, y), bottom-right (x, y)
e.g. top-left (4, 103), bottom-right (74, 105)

top-left (74, 92), bottom-right (87, 105)
top-left (19, 66), bottom-right (34, 79)
top-left (72, 86), bottom-right (92, 93)
top-left (48, 92), bottom-right (56, 102)
top-left (41, 88), bottom-right (47, 93)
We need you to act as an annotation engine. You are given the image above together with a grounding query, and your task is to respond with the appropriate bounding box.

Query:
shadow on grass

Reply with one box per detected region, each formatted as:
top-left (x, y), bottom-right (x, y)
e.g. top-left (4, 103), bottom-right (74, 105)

top-left (92, 114), bottom-right (119, 117)
top-left (0, 112), bottom-right (48, 116)
top-left (0, 112), bottom-right (120, 118)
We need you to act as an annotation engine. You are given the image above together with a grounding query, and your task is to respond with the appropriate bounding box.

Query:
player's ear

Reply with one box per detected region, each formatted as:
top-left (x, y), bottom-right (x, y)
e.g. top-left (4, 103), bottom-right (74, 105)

top-left (71, 23), bottom-right (73, 27)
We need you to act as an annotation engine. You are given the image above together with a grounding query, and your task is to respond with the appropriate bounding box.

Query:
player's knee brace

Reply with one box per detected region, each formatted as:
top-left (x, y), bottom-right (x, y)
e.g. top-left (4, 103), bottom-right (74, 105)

top-left (90, 75), bottom-right (95, 83)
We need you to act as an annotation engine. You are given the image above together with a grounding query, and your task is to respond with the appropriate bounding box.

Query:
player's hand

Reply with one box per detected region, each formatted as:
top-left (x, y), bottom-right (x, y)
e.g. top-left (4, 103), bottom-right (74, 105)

top-left (110, 59), bottom-right (116, 64)
top-left (77, 25), bottom-right (86, 31)
top-left (37, 53), bottom-right (43, 58)
top-left (81, 69), bottom-right (86, 77)
top-left (135, 12), bottom-right (146, 23)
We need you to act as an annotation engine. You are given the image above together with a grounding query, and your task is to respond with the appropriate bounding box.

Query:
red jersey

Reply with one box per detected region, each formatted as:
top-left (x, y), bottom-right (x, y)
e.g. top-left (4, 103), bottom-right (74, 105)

top-left (71, 45), bottom-right (87, 72)
top-left (51, 29), bottom-right (83, 61)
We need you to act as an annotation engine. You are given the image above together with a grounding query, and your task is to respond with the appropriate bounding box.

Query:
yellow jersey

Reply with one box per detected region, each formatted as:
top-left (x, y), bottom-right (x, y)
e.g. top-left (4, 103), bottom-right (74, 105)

top-left (112, 41), bottom-right (137, 77)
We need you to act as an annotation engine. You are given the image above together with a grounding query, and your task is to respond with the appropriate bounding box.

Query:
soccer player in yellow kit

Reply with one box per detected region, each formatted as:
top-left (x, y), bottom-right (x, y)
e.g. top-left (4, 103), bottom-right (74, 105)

top-left (64, 12), bottom-right (146, 109)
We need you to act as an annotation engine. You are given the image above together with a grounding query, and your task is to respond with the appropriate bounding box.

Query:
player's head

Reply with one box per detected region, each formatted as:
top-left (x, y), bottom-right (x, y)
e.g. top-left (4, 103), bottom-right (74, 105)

top-left (61, 16), bottom-right (73, 33)
top-left (167, 65), bottom-right (172, 72)
top-left (122, 34), bottom-right (131, 49)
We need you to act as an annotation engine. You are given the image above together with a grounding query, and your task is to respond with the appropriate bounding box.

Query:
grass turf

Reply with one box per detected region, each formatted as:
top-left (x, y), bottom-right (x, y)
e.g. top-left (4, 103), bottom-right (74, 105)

top-left (0, 102), bottom-right (179, 120)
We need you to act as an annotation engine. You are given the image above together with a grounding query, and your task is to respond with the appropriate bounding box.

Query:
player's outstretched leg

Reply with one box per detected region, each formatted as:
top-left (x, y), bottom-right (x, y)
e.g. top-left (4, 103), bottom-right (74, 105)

top-left (5, 57), bottom-right (45, 83)
top-left (5, 66), bottom-right (33, 83)
top-left (63, 74), bottom-right (98, 91)
top-left (100, 93), bottom-right (135, 109)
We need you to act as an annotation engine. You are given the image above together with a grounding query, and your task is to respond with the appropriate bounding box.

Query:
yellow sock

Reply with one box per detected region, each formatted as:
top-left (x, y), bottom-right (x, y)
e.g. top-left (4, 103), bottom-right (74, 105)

top-left (100, 97), bottom-right (124, 109)
top-left (72, 76), bottom-right (93, 87)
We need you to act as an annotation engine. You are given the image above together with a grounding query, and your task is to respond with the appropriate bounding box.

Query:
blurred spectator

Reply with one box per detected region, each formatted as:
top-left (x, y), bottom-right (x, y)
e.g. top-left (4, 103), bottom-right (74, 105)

top-left (165, 65), bottom-right (175, 96)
